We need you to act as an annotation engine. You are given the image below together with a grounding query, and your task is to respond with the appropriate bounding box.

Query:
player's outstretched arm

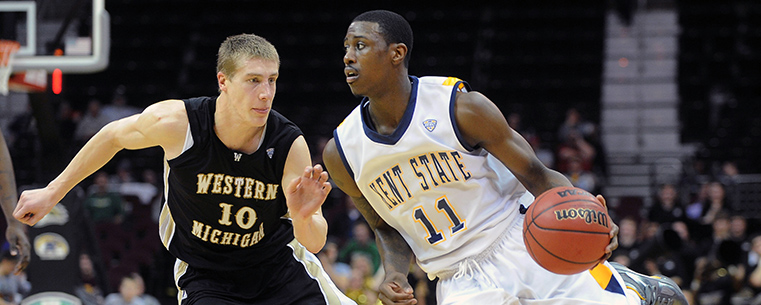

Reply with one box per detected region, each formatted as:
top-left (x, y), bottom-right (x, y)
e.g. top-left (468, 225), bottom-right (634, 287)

top-left (13, 100), bottom-right (188, 226)
top-left (283, 135), bottom-right (331, 253)
top-left (0, 131), bottom-right (30, 274)
top-left (323, 138), bottom-right (417, 305)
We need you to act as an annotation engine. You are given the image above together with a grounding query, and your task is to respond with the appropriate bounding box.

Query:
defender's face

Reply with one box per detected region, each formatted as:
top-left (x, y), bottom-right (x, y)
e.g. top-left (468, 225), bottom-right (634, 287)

top-left (220, 58), bottom-right (279, 126)
top-left (343, 21), bottom-right (390, 97)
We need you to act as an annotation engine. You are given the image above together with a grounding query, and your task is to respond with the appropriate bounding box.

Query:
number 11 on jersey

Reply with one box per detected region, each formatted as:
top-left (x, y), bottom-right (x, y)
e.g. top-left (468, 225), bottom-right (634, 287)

top-left (413, 196), bottom-right (466, 245)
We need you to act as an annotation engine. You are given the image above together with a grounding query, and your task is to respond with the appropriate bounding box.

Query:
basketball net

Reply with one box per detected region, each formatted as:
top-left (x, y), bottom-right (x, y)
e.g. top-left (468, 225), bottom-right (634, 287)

top-left (0, 40), bottom-right (21, 96)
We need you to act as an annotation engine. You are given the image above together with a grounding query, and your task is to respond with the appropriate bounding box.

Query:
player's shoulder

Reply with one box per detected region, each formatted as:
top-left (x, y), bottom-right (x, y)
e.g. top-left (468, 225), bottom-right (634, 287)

top-left (144, 99), bottom-right (187, 120)
top-left (268, 109), bottom-right (302, 135)
top-left (137, 99), bottom-right (188, 133)
top-left (417, 76), bottom-right (467, 87)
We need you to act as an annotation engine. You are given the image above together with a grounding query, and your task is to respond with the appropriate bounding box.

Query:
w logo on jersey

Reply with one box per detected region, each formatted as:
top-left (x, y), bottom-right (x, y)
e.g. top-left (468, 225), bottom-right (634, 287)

top-left (233, 152), bottom-right (242, 162)
top-left (423, 119), bottom-right (437, 132)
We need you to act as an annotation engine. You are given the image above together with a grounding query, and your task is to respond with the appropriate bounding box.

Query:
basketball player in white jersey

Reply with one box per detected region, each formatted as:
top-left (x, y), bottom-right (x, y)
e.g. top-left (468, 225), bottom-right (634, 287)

top-left (13, 34), bottom-right (354, 305)
top-left (323, 10), bottom-right (687, 305)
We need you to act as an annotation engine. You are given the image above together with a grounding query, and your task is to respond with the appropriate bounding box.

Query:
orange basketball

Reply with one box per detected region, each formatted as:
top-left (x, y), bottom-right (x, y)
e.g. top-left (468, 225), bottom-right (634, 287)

top-left (522, 186), bottom-right (611, 275)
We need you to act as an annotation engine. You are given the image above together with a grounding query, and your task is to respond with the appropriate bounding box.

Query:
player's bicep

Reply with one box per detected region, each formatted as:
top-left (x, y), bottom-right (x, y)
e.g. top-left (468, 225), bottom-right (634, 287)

top-left (322, 138), bottom-right (360, 197)
top-left (114, 100), bottom-right (187, 153)
top-left (282, 135), bottom-right (311, 188)
top-left (454, 92), bottom-right (547, 182)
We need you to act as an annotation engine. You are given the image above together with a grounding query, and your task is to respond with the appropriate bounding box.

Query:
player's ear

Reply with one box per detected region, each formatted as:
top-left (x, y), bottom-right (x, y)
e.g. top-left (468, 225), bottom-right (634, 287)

top-left (390, 42), bottom-right (408, 66)
top-left (217, 72), bottom-right (227, 92)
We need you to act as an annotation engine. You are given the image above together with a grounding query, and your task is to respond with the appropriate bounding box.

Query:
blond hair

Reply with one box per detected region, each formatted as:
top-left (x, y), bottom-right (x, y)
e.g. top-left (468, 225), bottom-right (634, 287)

top-left (217, 33), bottom-right (279, 78)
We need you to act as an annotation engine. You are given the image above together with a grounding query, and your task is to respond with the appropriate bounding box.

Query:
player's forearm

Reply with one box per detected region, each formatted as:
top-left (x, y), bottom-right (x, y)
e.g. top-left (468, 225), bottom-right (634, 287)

top-left (292, 213), bottom-right (328, 253)
top-left (376, 227), bottom-right (414, 276)
top-left (47, 122), bottom-right (124, 198)
top-left (0, 133), bottom-right (19, 223)
top-left (519, 164), bottom-right (573, 197)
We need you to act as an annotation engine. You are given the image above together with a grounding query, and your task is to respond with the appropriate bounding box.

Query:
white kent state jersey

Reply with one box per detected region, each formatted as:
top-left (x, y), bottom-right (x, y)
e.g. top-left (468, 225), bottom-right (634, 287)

top-left (334, 76), bottom-right (532, 276)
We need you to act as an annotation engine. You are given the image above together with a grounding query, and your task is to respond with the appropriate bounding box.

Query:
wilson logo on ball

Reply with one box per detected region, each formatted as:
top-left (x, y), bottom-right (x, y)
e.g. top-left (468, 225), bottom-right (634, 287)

top-left (554, 208), bottom-right (609, 227)
top-left (555, 188), bottom-right (593, 198)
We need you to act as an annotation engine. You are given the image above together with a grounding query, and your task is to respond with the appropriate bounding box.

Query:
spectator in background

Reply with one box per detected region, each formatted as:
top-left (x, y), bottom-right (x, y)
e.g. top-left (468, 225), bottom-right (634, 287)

top-left (648, 183), bottom-right (686, 225)
top-left (698, 181), bottom-right (732, 226)
top-left (696, 211), bottom-right (734, 261)
top-left (562, 156), bottom-right (597, 193)
top-left (339, 221), bottom-right (381, 274)
top-left (717, 160), bottom-right (740, 208)
top-left (730, 214), bottom-right (750, 246)
top-left (101, 89), bottom-right (141, 123)
top-left (556, 129), bottom-right (596, 174)
top-left (508, 112), bottom-right (555, 169)
top-left (317, 239), bottom-right (352, 292)
top-left (56, 101), bottom-right (81, 145)
top-left (507, 112), bottom-right (538, 146)
top-left (74, 99), bottom-right (111, 145)
top-left (328, 195), bottom-right (364, 247)
top-left (670, 221), bottom-right (700, 288)
top-left (556, 107), bottom-right (607, 178)
top-left (685, 181), bottom-right (709, 222)
top-left (0, 249), bottom-right (31, 304)
top-left (84, 171), bottom-right (124, 225)
top-left (344, 253), bottom-right (381, 305)
top-left (75, 254), bottom-right (106, 305)
top-left (747, 235), bottom-right (761, 297)
top-left (610, 216), bottom-right (641, 268)
top-left (6, 103), bottom-right (40, 186)
top-left (557, 107), bottom-right (597, 144)
top-left (104, 273), bottom-right (160, 305)
top-left (692, 237), bottom-right (746, 304)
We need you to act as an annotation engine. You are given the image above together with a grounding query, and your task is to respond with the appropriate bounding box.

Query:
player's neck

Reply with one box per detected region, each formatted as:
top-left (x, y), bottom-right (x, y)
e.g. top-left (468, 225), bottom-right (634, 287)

top-left (366, 75), bottom-right (412, 134)
top-left (214, 122), bottom-right (265, 154)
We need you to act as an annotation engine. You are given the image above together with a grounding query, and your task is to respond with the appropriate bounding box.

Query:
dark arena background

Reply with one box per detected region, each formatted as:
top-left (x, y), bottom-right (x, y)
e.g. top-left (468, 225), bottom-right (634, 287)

top-left (1, 1), bottom-right (760, 304)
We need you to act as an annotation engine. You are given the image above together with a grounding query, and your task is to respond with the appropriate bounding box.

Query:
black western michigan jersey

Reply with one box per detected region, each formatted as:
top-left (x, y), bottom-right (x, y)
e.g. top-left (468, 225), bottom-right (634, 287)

top-left (160, 96), bottom-right (301, 271)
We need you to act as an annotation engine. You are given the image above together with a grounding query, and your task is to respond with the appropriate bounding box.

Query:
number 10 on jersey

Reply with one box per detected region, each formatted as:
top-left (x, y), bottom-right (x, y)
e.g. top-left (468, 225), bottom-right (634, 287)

top-left (413, 196), bottom-right (466, 244)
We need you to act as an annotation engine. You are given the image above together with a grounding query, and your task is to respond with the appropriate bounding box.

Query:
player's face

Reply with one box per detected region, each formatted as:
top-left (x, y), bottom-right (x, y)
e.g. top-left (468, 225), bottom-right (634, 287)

top-left (343, 21), bottom-right (392, 97)
top-left (221, 58), bottom-right (279, 126)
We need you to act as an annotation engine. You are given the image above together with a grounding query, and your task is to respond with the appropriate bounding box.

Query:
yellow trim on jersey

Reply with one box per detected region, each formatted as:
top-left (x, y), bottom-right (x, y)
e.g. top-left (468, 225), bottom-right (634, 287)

top-left (589, 263), bottom-right (613, 290)
top-left (159, 202), bottom-right (175, 248)
top-left (441, 77), bottom-right (463, 86)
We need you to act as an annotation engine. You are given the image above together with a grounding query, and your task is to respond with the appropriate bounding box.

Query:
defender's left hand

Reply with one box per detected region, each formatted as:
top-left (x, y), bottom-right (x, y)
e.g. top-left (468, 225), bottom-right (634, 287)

top-left (285, 164), bottom-right (332, 220)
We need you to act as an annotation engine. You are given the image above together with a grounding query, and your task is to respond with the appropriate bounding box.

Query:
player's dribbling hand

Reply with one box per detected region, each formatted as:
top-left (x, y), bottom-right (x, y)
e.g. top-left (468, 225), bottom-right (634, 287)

top-left (378, 271), bottom-right (417, 305)
top-left (596, 194), bottom-right (619, 266)
top-left (13, 187), bottom-right (60, 226)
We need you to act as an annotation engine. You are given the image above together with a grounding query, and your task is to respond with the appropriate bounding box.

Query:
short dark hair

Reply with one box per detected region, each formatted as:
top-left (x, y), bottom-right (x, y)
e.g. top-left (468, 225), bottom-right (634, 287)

top-left (353, 10), bottom-right (413, 68)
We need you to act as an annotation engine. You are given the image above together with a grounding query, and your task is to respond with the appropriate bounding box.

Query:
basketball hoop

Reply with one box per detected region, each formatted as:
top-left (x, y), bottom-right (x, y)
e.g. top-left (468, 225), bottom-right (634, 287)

top-left (0, 40), bottom-right (21, 96)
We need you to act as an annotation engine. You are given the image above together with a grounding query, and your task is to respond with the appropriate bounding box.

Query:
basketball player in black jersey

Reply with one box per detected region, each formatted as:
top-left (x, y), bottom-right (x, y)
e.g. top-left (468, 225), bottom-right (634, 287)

top-left (13, 34), bottom-right (355, 305)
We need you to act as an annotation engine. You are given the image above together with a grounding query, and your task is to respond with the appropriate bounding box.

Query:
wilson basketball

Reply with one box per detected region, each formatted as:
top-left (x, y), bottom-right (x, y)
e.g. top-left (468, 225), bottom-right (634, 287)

top-left (522, 186), bottom-right (611, 275)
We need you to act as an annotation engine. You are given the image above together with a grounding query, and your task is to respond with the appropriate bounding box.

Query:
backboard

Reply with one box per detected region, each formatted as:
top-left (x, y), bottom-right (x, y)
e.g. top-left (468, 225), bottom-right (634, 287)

top-left (0, 0), bottom-right (109, 74)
